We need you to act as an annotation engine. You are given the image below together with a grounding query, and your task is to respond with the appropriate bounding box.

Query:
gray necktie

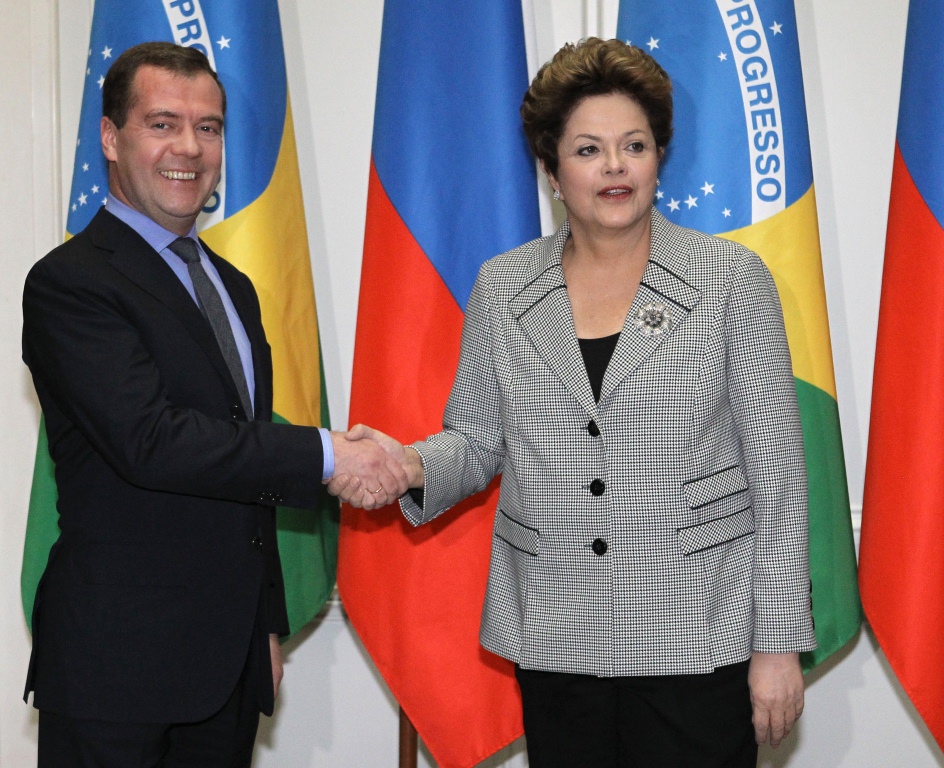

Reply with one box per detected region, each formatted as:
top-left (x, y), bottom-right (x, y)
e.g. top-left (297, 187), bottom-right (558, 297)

top-left (169, 237), bottom-right (253, 420)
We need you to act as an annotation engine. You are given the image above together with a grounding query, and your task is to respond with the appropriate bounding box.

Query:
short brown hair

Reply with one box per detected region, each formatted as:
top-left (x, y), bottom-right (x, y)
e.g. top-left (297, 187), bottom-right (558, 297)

top-left (102, 42), bottom-right (226, 128)
top-left (521, 38), bottom-right (673, 176)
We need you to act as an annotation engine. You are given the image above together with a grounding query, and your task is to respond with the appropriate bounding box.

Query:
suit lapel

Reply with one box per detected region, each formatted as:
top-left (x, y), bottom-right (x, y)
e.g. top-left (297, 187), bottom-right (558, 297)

top-left (509, 223), bottom-right (598, 418)
top-left (89, 210), bottom-right (241, 405)
top-left (599, 209), bottom-right (701, 403)
top-left (206, 246), bottom-right (272, 421)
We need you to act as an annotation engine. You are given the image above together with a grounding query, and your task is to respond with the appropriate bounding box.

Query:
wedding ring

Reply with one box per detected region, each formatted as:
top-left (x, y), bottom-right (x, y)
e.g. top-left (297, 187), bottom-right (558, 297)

top-left (371, 487), bottom-right (384, 494)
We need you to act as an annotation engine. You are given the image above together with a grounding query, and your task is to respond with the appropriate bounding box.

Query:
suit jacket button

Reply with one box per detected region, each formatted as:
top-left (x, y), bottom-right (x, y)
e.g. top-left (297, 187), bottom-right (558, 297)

top-left (230, 404), bottom-right (243, 419)
top-left (592, 538), bottom-right (608, 556)
top-left (251, 536), bottom-right (263, 550)
top-left (587, 420), bottom-right (600, 437)
top-left (590, 478), bottom-right (605, 496)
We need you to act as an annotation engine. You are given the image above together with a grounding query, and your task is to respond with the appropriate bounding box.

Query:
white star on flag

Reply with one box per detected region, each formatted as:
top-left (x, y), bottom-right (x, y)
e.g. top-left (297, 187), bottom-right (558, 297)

top-left (217, 36), bottom-right (231, 49)
top-left (722, 208), bottom-right (732, 218)
top-left (685, 195), bottom-right (698, 209)
top-left (102, 46), bottom-right (112, 59)
top-left (668, 198), bottom-right (680, 212)
top-left (97, 75), bottom-right (105, 89)
top-left (91, 185), bottom-right (99, 194)
top-left (770, 21), bottom-right (783, 35)
top-left (102, 198), bottom-right (108, 206)
top-left (701, 182), bottom-right (715, 196)
top-left (647, 37), bottom-right (659, 50)
top-left (86, 68), bottom-right (91, 76)
top-left (78, 193), bottom-right (88, 206)
top-left (72, 204), bottom-right (77, 212)
top-left (718, 52), bottom-right (727, 62)
top-left (82, 163), bottom-right (89, 172)
top-left (655, 190), bottom-right (664, 200)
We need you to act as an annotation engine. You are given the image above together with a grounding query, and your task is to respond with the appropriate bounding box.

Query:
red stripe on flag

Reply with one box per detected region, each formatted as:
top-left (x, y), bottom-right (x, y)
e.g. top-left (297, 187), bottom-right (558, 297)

top-left (861, 144), bottom-right (944, 750)
top-left (339, 161), bottom-right (523, 768)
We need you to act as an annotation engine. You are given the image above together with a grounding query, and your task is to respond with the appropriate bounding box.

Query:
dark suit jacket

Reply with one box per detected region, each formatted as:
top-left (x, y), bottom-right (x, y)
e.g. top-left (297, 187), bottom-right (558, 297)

top-left (22, 208), bottom-right (324, 723)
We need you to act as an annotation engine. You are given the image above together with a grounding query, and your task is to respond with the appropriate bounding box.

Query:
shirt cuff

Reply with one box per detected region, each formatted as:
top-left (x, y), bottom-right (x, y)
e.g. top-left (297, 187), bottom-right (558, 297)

top-left (319, 428), bottom-right (335, 481)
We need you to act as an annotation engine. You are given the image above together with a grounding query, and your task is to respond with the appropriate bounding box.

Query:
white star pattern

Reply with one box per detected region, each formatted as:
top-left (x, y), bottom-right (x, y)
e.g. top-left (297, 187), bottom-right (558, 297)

top-left (102, 198), bottom-right (108, 206)
top-left (76, 138), bottom-right (81, 146)
top-left (685, 195), bottom-right (698, 209)
top-left (217, 36), bottom-right (231, 49)
top-left (667, 198), bottom-right (681, 212)
top-left (88, 48), bottom-right (92, 57)
top-left (655, 190), bottom-right (664, 200)
top-left (722, 208), bottom-right (732, 218)
top-left (97, 75), bottom-right (105, 89)
top-left (647, 37), bottom-right (659, 50)
top-left (718, 52), bottom-right (727, 62)
top-left (701, 182), bottom-right (715, 196)
top-left (86, 67), bottom-right (91, 76)
top-left (102, 46), bottom-right (113, 59)
top-left (91, 185), bottom-right (100, 194)
top-left (72, 203), bottom-right (77, 212)
top-left (770, 21), bottom-right (783, 35)
top-left (78, 193), bottom-right (88, 206)
top-left (82, 163), bottom-right (89, 172)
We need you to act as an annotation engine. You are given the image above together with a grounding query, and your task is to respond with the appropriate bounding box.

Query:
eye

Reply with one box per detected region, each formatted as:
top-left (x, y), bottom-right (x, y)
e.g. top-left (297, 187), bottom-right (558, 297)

top-left (576, 145), bottom-right (598, 156)
top-left (627, 141), bottom-right (646, 153)
top-left (198, 125), bottom-right (221, 135)
top-left (152, 122), bottom-right (169, 130)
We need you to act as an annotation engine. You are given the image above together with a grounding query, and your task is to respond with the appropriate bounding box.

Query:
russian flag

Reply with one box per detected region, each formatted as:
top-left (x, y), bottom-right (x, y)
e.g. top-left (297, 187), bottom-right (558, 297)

top-left (861, 0), bottom-right (944, 750)
top-left (338, 1), bottom-right (540, 766)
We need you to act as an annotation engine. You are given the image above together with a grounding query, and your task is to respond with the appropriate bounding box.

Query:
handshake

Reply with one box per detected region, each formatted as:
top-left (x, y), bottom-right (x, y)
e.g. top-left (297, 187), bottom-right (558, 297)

top-left (327, 424), bottom-right (424, 509)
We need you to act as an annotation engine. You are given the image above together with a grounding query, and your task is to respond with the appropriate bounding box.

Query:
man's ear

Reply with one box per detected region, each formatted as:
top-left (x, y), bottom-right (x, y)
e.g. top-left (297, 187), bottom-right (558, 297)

top-left (101, 116), bottom-right (119, 163)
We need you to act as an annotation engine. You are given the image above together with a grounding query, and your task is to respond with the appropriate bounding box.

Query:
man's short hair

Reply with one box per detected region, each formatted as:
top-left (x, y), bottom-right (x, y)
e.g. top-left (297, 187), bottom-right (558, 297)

top-left (102, 41), bottom-right (226, 128)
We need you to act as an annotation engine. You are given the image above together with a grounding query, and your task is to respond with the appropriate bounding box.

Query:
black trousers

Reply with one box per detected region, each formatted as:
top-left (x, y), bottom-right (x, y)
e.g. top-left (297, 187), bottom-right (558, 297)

top-left (38, 642), bottom-right (263, 768)
top-left (515, 660), bottom-right (757, 768)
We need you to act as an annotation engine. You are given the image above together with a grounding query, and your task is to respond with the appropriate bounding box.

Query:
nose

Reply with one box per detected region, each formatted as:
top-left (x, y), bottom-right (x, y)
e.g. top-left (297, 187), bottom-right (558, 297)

top-left (172, 127), bottom-right (202, 158)
top-left (603, 145), bottom-right (626, 175)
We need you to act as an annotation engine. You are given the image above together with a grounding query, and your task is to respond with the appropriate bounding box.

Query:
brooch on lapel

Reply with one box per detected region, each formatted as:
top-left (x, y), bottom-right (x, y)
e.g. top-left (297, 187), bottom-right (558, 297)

top-left (635, 302), bottom-right (673, 336)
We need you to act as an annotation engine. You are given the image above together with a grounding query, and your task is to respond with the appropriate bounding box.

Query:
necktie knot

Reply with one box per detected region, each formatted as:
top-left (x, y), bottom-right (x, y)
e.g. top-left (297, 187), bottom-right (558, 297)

top-left (169, 237), bottom-right (200, 265)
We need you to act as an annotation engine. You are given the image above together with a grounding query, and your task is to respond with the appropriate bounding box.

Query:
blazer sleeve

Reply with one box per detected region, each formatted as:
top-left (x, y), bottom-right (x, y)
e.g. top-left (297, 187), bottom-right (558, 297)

top-left (400, 262), bottom-right (505, 525)
top-left (724, 249), bottom-right (816, 654)
top-left (22, 253), bottom-right (324, 511)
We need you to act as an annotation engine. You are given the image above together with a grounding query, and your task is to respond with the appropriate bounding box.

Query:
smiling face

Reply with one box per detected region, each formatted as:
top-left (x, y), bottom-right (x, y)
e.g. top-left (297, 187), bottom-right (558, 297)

top-left (547, 92), bottom-right (661, 241)
top-left (101, 65), bottom-right (224, 236)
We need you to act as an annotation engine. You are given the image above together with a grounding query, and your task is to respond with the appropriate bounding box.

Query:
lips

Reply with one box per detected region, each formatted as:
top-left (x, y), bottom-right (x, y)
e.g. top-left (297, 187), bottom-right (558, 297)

top-left (598, 186), bottom-right (632, 198)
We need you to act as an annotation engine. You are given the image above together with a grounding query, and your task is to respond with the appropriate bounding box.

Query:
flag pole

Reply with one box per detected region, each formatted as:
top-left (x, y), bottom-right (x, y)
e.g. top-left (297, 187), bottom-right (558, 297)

top-left (399, 706), bottom-right (418, 768)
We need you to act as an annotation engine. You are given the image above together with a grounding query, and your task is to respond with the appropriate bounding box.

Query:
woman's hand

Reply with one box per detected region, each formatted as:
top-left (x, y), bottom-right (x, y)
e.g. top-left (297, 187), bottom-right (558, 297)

top-left (748, 651), bottom-right (804, 747)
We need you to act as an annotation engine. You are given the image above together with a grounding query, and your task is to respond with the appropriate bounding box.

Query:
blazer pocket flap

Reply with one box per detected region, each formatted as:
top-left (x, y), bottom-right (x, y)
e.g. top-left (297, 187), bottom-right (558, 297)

top-left (677, 507), bottom-right (755, 555)
top-left (683, 465), bottom-right (749, 510)
top-left (495, 510), bottom-right (540, 556)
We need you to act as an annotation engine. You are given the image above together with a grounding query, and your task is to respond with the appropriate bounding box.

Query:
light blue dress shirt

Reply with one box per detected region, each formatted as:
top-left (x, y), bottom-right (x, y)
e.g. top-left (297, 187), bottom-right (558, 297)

top-left (104, 198), bottom-right (334, 479)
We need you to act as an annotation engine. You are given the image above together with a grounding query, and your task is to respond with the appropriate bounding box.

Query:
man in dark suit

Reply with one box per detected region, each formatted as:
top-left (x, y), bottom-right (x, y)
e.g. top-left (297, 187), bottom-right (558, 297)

top-left (22, 42), bottom-right (405, 767)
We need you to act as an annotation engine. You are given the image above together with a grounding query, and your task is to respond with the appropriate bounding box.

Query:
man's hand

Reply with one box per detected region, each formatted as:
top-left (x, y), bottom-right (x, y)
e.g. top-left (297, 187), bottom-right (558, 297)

top-left (270, 634), bottom-right (283, 702)
top-left (748, 651), bottom-right (804, 747)
top-left (327, 426), bottom-right (410, 509)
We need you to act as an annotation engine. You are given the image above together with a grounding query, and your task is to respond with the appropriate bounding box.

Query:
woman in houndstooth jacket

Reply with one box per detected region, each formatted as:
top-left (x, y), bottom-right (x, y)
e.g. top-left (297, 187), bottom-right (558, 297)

top-left (338, 38), bottom-right (816, 767)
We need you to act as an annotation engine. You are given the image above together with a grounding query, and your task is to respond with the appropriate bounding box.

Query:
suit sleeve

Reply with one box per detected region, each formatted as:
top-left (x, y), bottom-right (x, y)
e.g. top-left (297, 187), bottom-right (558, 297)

top-left (400, 262), bottom-right (505, 525)
top-left (724, 249), bottom-right (816, 654)
top-left (22, 254), bottom-right (324, 511)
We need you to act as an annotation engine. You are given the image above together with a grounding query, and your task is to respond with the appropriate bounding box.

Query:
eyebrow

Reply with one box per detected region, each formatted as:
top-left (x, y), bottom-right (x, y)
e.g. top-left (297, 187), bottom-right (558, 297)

top-left (572, 129), bottom-right (647, 142)
top-left (143, 109), bottom-right (224, 126)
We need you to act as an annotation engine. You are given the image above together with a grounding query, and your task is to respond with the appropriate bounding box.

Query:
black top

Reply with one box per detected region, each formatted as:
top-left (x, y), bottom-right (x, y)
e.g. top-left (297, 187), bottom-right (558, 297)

top-left (578, 332), bottom-right (621, 402)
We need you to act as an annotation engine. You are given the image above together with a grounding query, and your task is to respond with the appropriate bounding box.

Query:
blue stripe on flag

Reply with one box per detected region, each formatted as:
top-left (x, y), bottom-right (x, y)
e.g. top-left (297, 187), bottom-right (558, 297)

top-left (371, 0), bottom-right (540, 310)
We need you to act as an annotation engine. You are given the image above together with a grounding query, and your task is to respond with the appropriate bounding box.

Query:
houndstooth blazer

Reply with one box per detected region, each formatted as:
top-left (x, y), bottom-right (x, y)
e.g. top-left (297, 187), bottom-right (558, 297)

top-left (400, 208), bottom-right (817, 677)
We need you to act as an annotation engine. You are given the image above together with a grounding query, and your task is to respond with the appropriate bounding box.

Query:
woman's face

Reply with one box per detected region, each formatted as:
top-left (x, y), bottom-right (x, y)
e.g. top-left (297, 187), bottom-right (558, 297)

top-left (547, 92), bottom-right (661, 240)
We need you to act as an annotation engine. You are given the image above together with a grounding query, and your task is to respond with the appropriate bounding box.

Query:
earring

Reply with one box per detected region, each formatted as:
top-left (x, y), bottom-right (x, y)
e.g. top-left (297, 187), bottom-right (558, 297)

top-left (553, 189), bottom-right (561, 201)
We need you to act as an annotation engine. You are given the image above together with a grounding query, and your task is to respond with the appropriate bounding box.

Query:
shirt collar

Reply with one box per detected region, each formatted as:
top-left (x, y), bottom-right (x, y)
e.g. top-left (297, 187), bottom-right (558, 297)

top-left (105, 196), bottom-right (198, 254)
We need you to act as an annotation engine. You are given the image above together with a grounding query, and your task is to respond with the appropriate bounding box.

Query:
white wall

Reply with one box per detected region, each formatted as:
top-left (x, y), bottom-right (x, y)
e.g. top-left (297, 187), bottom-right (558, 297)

top-left (1, 0), bottom-right (939, 765)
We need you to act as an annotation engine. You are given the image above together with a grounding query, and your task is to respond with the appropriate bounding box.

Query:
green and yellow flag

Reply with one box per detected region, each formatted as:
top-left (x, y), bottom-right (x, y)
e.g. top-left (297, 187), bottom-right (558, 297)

top-left (22, 0), bottom-right (337, 636)
top-left (617, 0), bottom-right (861, 668)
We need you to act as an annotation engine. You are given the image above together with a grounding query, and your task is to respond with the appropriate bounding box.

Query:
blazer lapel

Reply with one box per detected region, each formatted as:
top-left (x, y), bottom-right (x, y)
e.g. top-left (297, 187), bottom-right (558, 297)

top-left (89, 211), bottom-right (240, 402)
top-left (207, 247), bottom-right (272, 421)
top-left (599, 209), bottom-right (702, 403)
top-left (509, 222), bottom-right (598, 418)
